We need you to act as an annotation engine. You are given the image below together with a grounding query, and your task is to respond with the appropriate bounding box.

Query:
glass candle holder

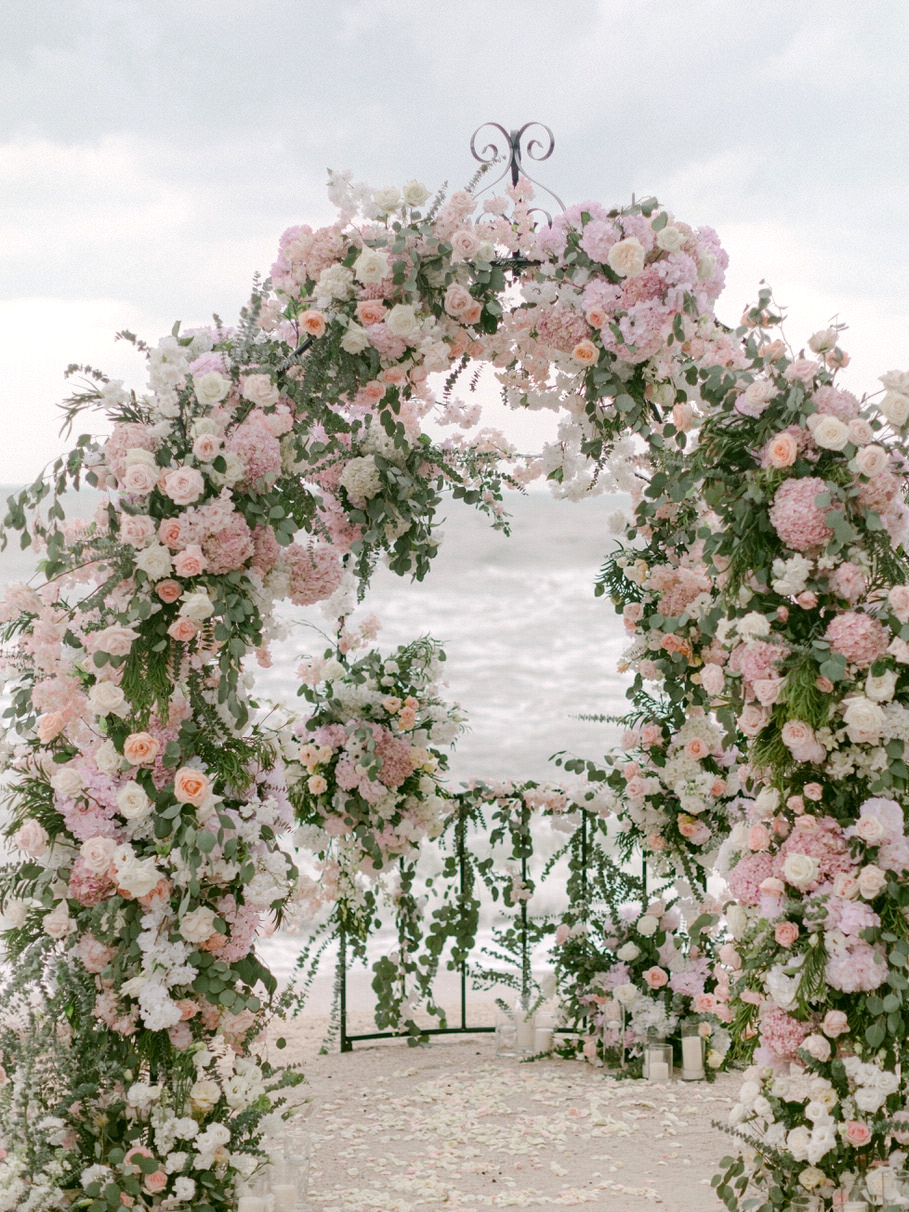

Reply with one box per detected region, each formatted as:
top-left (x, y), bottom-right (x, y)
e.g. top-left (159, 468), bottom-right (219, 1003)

top-left (643, 1041), bottom-right (673, 1082)
top-left (495, 1005), bottom-right (518, 1057)
top-left (679, 1019), bottom-right (705, 1080)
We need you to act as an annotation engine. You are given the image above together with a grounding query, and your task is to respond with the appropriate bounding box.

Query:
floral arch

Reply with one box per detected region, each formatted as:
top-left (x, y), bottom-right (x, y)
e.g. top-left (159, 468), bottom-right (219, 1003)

top-left (2, 162), bottom-right (909, 1211)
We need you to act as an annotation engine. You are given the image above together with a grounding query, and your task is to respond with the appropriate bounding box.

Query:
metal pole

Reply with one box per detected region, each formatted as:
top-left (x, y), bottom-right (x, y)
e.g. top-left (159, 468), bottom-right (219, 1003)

top-left (458, 801), bottom-right (468, 1030)
top-left (339, 915), bottom-right (351, 1053)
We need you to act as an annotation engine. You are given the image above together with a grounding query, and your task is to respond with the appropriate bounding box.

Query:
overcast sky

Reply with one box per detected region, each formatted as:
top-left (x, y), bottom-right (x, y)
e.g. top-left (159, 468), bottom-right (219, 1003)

top-left (2, 0), bottom-right (908, 484)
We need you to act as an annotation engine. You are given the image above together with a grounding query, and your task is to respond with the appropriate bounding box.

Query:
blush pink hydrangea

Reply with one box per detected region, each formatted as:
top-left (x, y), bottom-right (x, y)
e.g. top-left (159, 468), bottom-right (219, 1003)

top-left (768, 477), bottom-right (834, 552)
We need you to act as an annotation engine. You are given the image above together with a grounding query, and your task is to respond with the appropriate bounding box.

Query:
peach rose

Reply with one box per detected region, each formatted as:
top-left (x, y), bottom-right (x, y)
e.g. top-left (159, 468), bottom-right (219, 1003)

top-left (764, 432), bottom-right (799, 468)
top-left (122, 732), bottom-right (160, 766)
top-left (462, 299), bottom-right (483, 325)
top-left (37, 712), bottom-right (65, 743)
top-left (889, 585), bottom-right (909, 623)
top-left (684, 737), bottom-right (709, 760)
top-left (774, 921), bottom-right (799, 947)
top-left (585, 305), bottom-right (608, 328)
top-left (299, 310), bottom-right (327, 337)
top-left (356, 299), bottom-right (387, 325)
top-left (571, 339), bottom-right (599, 366)
top-left (173, 767), bottom-right (210, 807)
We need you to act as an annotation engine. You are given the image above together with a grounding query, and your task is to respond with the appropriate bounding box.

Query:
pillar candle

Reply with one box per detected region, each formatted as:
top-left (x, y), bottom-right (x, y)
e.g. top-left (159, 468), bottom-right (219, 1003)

top-left (271, 1182), bottom-right (298, 1212)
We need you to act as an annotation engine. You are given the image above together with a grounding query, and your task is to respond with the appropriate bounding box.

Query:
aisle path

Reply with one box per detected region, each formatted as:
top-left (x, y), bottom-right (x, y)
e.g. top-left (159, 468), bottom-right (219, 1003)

top-left (293, 1037), bottom-right (737, 1211)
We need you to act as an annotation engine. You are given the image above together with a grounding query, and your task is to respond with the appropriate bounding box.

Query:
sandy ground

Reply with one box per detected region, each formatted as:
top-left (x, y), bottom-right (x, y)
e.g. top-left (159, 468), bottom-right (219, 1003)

top-left (267, 970), bottom-right (739, 1212)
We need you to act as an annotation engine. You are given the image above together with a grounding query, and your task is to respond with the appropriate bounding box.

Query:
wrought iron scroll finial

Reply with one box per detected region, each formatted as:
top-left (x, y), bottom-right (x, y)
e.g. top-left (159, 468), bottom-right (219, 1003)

top-left (469, 121), bottom-right (566, 221)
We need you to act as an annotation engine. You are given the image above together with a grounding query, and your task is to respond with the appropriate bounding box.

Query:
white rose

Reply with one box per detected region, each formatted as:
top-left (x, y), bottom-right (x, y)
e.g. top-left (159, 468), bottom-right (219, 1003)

top-left (725, 903), bottom-right (749, 939)
top-left (753, 786), bottom-right (781, 818)
top-left (636, 913), bottom-right (659, 937)
top-left (340, 322), bottom-right (371, 354)
top-left (193, 372), bottom-right (231, 406)
top-left (807, 413), bottom-right (850, 451)
top-left (113, 849), bottom-right (163, 898)
top-left (117, 781), bottom-right (152, 821)
top-left (616, 942), bottom-right (640, 962)
top-left (189, 1080), bottom-right (221, 1113)
top-left (179, 591), bottom-right (215, 621)
top-left (854, 814), bottom-right (887, 845)
top-left (880, 369), bottom-right (909, 394)
top-left (50, 766), bottom-right (84, 796)
top-left (880, 390), bottom-right (909, 428)
top-left (179, 906), bottom-right (217, 943)
top-left (385, 303), bottom-right (422, 344)
top-left (80, 836), bottom-right (117, 875)
top-left (800, 1034), bottom-right (831, 1062)
top-left (865, 669), bottom-right (898, 702)
top-left (88, 681), bottom-right (129, 718)
top-left (315, 264), bottom-right (354, 303)
top-left (352, 247), bottom-right (390, 284)
top-left (798, 1166), bottom-right (826, 1191)
top-left (787, 1126), bottom-right (810, 1161)
top-left (401, 179), bottom-right (431, 207)
top-left (209, 451), bottom-right (245, 488)
top-left (842, 695), bottom-right (886, 744)
top-left (655, 224), bottom-right (683, 252)
top-left (44, 901), bottom-right (74, 939)
top-left (606, 236), bottom-right (646, 277)
top-left (372, 186), bottom-right (401, 213)
top-left (134, 544), bottom-right (173, 579)
top-left (613, 982), bottom-right (639, 1007)
top-left (781, 851), bottom-right (820, 889)
top-left (240, 374), bottom-right (280, 408)
top-left (854, 444), bottom-right (890, 477)
top-left (737, 611), bottom-right (771, 640)
top-left (124, 448), bottom-right (157, 469)
top-left (807, 328), bottom-right (839, 354)
top-left (857, 864), bottom-right (887, 899)
top-left (94, 739), bottom-right (121, 774)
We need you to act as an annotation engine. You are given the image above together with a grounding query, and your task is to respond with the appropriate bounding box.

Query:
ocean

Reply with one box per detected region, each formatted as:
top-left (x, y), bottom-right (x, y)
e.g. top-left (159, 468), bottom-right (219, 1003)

top-left (0, 485), bottom-right (631, 986)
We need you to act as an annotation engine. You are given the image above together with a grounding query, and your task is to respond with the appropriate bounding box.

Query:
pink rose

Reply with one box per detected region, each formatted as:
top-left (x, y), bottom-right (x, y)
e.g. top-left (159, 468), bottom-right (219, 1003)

top-left (555, 923), bottom-right (571, 945)
top-left (159, 467), bottom-right (205, 506)
top-left (167, 617), bottom-right (199, 642)
top-left (643, 966), bottom-right (669, 989)
top-left (120, 463), bottom-right (158, 495)
top-left (143, 1171), bottom-right (168, 1195)
top-left (443, 284), bottom-right (474, 318)
top-left (241, 373), bottom-right (280, 407)
top-left (173, 545), bottom-right (207, 578)
top-left (685, 738), bottom-right (709, 760)
top-left (14, 819), bottom-right (48, 856)
top-left (832, 872), bottom-right (860, 899)
top-left (739, 704), bottom-right (769, 737)
top-left (192, 433), bottom-right (223, 462)
top-left (158, 518), bottom-right (183, 548)
top-left (821, 1009), bottom-right (849, 1038)
top-left (119, 514), bottom-right (156, 547)
top-left (155, 579), bottom-right (182, 603)
top-left (844, 1120), bottom-right (872, 1147)
top-left (700, 663), bottom-right (725, 696)
top-left (748, 825), bottom-right (771, 851)
top-left (774, 921), bottom-right (799, 948)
